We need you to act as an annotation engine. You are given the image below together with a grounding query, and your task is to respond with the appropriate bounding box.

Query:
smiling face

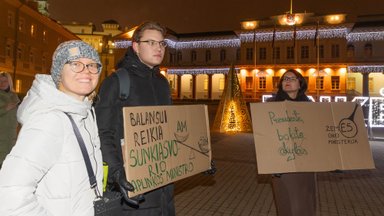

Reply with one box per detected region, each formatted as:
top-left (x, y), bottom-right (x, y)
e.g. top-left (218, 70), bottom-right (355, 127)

top-left (282, 71), bottom-right (300, 99)
top-left (132, 29), bottom-right (165, 68)
top-left (58, 57), bottom-right (100, 101)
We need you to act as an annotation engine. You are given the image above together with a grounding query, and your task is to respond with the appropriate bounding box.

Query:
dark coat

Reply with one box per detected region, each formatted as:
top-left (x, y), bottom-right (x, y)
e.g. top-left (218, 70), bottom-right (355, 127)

top-left (268, 89), bottom-right (316, 216)
top-left (95, 47), bottom-right (174, 215)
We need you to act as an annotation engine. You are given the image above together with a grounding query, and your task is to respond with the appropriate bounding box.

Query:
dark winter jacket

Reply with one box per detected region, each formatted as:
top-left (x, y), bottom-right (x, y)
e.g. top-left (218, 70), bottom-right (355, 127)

top-left (95, 47), bottom-right (174, 215)
top-left (268, 91), bottom-right (311, 102)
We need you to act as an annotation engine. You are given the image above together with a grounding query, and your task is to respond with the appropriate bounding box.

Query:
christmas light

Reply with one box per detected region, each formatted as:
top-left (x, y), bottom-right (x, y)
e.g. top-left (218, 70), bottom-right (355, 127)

top-left (167, 67), bottom-right (238, 75)
top-left (348, 65), bottom-right (384, 73)
top-left (369, 97), bottom-right (384, 127)
top-left (114, 40), bottom-right (132, 48)
top-left (351, 97), bottom-right (369, 106)
top-left (239, 28), bottom-right (348, 42)
top-left (335, 96), bottom-right (347, 102)
top-left (174, 39), bottom-right (241, 49)
top-left (347, 32), bottom-right (384, 42)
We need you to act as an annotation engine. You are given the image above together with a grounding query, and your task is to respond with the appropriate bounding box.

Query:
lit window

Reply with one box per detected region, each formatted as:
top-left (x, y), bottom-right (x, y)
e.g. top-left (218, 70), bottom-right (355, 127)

top-left (245, 77), bottom-right (253, 89)
top-left (272, 76), bottom-right (280, 89)
top-left (316, 77), bottom-right (324, 90)
top-left (258, 77), bottom-right (266, 89)
top-left (219, 78), bottom-right (225, 90)
top-left (204, 79), bottom-right (208, 91)
top-left (30, 24), bottom-right (35, 37)
top-left (331, 76), bottom-right (340, 90)
top-left (369, 77), bottom-right (374, 92)
top-left (347, 77), bottom-right (356, 91)
top-left (15, 79), bottom-right (22, 93)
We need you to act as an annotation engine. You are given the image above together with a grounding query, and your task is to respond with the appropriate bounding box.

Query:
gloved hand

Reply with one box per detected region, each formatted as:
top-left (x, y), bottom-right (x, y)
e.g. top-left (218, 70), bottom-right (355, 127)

top-left (110, 169), bottom-right (144, 206)
top-left (203, 160), bottom-right (217, 175)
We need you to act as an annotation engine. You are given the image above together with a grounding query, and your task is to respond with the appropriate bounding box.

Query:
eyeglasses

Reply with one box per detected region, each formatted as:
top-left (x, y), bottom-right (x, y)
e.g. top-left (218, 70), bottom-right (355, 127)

top-left (282, 76), bottom-right (298, 82)
top-left (138, 40), bottom-right (167, 48)
top-left (66, 61), bottom-right (101, 74)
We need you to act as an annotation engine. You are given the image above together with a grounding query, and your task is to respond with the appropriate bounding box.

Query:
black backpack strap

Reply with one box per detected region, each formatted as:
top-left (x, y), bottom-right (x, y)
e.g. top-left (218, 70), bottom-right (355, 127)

top-left (115, 68), bottom-right (130, 100)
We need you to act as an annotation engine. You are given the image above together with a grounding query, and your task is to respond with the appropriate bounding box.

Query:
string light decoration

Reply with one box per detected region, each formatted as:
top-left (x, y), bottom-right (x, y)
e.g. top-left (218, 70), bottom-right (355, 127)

top-left (347, 31), bottom-right (384, 42)
top-left (113, 38), bottom-right (240, 49)
top-left (167, 67), bottom-right (238, 75)
top-left (368, 97), bottom-right (384, 128)
top-left (239, 28), bottom-right (348, 42)
top-left (114, 40), bottom-right (132, 48)
top-left (348, 65), bottom-right (384, 73)
top-left (175, 39), bottom-right (240, 49)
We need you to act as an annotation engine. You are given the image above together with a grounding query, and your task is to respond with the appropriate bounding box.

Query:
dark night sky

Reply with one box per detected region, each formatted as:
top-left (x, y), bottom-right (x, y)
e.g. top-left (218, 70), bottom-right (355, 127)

top-left (49, 0), bottom-right (384, 33)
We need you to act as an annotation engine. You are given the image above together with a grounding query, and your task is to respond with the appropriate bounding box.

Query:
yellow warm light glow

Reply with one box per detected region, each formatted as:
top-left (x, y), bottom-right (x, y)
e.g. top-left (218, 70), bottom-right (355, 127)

top-left (252, 69), bottom-right (259, 74)
top-left (266, 69), bottom-right (274, 76)
top-left (295, 68), bottom-right (303, 74)
top-left (223, 101), bottom-right (242, 132)
top-left (309, 68), bottom-right (316, 74)
top-left (241, 69), bottom-right (247, 76)
top-left (324, 68), bottom-right (332, 73)
top-left (278, 13), bottom-right (304, 26)
top-left (325, 14), bottom-right (346, 24)
top-left (241, 21), bottom-right (258, 30)
top-left (160, 70), bottom-right (166, 76)
top-left (339, 68), bottom-right (347, 74)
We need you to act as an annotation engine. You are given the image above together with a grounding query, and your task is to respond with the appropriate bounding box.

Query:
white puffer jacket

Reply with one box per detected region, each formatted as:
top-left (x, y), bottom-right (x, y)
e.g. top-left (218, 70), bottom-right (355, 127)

top-left (0, 75), bottom-right (103, 216)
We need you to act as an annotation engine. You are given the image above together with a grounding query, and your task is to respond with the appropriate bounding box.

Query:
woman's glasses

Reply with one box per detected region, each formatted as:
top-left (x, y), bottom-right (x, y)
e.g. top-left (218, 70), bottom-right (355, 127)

top-left (66, 61), bottom-right (101, 74)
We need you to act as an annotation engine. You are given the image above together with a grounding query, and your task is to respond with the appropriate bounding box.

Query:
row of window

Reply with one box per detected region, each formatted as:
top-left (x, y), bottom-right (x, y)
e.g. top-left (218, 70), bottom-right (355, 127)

top-left (169, 42), bottom-right (375, 64)
top-left (7, 10), bottom-right (59, 44)
top-left (244, 76), bottom-right (340, 90)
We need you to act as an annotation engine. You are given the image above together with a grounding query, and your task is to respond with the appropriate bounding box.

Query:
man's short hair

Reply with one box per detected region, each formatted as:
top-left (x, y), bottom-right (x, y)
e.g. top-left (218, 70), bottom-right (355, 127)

top-left (132, 21), bottom-right (166, 42)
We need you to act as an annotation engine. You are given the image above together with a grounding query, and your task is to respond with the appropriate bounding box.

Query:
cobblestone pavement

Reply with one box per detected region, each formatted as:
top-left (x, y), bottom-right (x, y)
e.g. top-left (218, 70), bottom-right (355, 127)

top-left (174, 132), bottom-right (384, 216)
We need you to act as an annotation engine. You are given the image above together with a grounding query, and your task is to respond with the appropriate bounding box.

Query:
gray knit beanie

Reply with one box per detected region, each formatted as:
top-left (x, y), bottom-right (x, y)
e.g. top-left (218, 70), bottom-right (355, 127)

top-left (51, 40), bottom-right (102, 86)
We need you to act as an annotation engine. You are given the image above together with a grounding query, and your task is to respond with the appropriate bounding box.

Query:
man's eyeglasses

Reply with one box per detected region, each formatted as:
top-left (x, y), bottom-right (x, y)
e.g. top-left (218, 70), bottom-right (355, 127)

top-left (66, 61), bottom-right (101, 74)
top-left (138, 40), bottom-right (167, 48)
top-left (282, 76), bottom-right (298, 82)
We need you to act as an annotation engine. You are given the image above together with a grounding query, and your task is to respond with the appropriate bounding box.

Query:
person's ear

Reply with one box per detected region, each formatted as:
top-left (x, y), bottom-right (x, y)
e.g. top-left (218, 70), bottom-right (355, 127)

top-left (132, 42), bottom-right (139, 54)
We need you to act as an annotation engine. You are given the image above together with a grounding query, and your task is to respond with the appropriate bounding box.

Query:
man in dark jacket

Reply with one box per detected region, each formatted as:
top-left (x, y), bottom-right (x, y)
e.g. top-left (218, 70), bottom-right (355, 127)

top-left (95, 21), bottom-right (175, 215)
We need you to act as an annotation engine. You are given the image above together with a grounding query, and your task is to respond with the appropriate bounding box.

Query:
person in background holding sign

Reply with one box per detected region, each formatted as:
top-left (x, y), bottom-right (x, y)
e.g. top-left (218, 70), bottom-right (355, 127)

top-left (0, 40), bottom-right (103, 216)
top-left (95, 21), bottom-right (175, 215)
top-left (0, 71), bottom-right (20, 167)
top-left (267, 69), bottom-right (316, 216)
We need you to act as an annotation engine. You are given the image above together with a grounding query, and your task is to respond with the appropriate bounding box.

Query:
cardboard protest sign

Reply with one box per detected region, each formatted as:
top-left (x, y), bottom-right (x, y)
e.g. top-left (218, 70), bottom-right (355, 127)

top-left (250, 101), bottom-right (375, 174)
top-left (122, 105), bottom-right (212, 197)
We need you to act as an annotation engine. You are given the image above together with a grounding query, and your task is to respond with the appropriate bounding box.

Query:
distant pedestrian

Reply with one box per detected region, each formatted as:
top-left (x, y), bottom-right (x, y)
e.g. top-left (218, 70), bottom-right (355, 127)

top-left (0, 40), bottom-right (103, 216)
top-left (267, 69), bottom-right (317, 216)
top-left (0, 71), bottom-right (20, 167)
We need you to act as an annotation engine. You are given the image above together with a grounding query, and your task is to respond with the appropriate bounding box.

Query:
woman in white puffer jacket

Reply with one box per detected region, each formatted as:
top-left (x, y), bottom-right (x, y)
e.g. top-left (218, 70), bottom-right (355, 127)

top-left (0, 40), bottom-right (103, 216)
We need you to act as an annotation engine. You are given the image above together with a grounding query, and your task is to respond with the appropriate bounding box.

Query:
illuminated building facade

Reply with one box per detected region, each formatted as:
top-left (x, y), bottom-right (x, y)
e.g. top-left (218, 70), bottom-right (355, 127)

top-left (113, 13), bottom-right (384, 102)
top-left (0, 0), bottom-right (78, 96)
top-left (60, 20), bottom-right (123, 80)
